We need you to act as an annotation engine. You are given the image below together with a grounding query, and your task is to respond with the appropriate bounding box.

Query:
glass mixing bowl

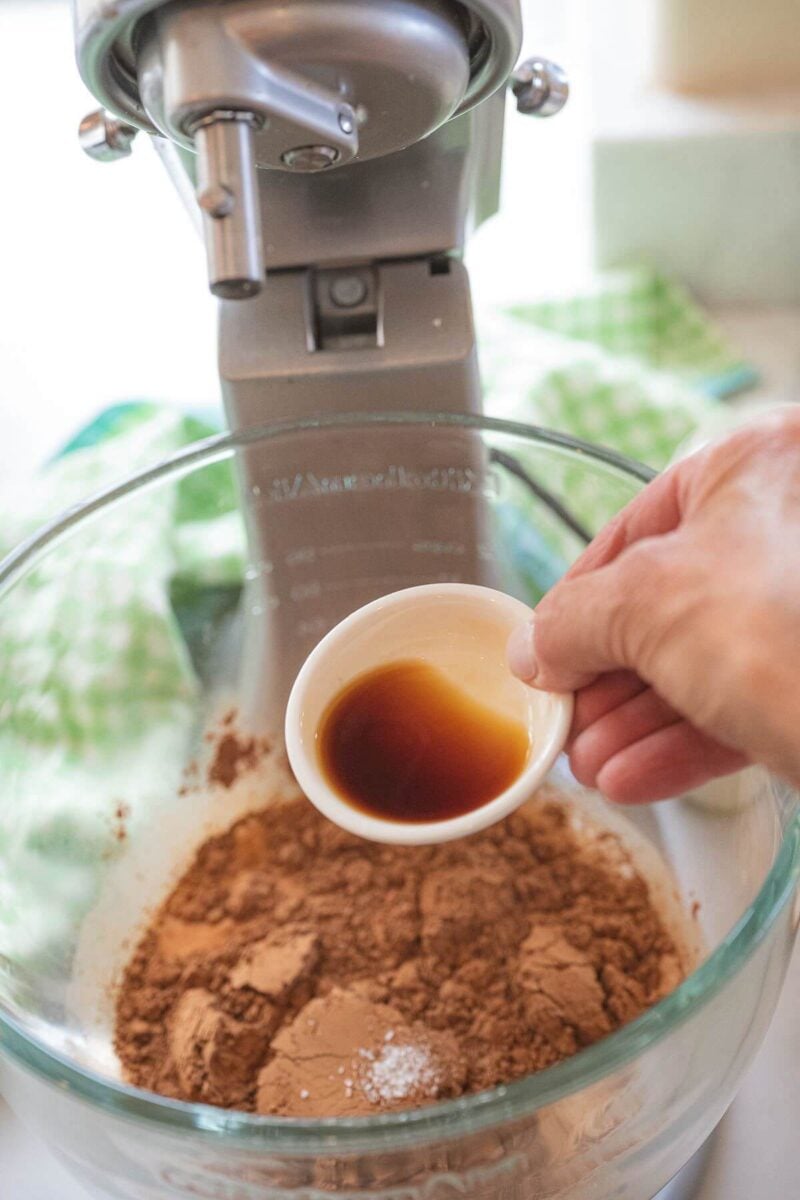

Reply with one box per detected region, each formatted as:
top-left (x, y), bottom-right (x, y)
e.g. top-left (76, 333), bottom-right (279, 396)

top-left (0, 414), bottom-right (797, 1200)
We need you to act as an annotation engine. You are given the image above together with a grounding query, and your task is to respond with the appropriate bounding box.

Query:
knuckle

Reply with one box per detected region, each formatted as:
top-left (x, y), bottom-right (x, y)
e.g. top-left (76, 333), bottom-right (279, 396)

top-left (750, 406), bottom-right (800, 444)
top-left (711, 409), bottom-right (800, 474)
top-left (608, 542), bottom-right (673, 669)
top-left (568, 732), bottom-right (603, 788)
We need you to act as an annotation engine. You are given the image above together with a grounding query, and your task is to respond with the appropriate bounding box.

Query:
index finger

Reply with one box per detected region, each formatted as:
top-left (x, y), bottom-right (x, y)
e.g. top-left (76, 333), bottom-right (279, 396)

top-left (561, 460), bottom-right (684, 583)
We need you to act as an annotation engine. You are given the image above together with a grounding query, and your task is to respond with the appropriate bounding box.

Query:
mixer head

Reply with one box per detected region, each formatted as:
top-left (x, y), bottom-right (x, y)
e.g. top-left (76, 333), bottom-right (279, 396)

top-left (74, 0), bottom-right (565, 299)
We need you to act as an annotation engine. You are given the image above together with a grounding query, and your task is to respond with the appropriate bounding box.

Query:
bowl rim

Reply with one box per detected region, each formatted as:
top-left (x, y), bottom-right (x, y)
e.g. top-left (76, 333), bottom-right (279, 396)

top-left (1, 409), bottom-right (798, 1151)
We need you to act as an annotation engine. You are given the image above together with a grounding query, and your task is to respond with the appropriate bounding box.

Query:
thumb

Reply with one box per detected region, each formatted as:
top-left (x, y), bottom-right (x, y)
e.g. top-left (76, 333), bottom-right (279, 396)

top-left (507, 541), bottom-right (677, 693)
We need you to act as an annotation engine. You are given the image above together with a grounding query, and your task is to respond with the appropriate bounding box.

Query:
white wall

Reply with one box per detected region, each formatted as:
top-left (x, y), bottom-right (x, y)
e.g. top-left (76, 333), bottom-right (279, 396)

top-left (0, 0), bottom-right (220, 483)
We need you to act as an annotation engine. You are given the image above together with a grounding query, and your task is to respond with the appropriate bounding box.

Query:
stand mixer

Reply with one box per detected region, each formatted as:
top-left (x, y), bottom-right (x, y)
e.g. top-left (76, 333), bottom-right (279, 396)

top-left (74, 0), bottom-right (569, 717)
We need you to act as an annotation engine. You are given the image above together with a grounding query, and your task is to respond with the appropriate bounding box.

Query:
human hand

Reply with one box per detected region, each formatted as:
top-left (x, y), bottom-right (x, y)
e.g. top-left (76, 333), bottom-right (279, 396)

top-left (507, 410), bottom-right (800, 803)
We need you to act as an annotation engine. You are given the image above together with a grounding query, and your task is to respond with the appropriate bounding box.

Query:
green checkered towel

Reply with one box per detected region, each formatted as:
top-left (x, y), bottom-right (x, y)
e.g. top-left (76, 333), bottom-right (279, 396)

top-left (481, 264), bottom-right (753, 470)
top-left (0, 268), bottom-right (752, 970)
top-left (508, 265), bottom-right (757, 400)
top-left (479, 265), bottom-right (751, 546)
top-left (0, 404), bottom-right (245, 971)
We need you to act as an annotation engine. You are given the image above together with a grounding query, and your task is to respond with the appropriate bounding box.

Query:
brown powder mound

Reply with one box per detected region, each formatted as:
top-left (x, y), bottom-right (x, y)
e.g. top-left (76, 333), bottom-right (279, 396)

top-left (229, 930), bottom-right (319, 999)
top-left (257, 988), bottom-right (468, 1117)
top-left (206, 728), bottom-right (270, 789)
top-left (115, 793), bottom-right (686, 1116)
top-left (167, 987), bottom-right (275, 1108)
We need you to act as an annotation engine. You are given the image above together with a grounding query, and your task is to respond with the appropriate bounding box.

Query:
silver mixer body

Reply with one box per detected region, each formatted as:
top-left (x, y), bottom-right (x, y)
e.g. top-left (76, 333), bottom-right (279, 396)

top-left (74, 0), bottom-right (522, 312)
top-left (72, 0), bottom-right (567, 713)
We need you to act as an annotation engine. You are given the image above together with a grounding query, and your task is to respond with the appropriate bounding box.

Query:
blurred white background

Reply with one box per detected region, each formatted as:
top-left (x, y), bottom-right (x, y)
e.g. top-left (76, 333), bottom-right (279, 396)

top-left (0, 0), bottom-right (218, 480)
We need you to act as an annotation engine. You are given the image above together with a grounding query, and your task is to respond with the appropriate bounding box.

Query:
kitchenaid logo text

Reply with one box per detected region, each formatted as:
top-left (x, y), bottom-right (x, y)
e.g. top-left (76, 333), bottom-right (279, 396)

top-left (265, 464), bottom-right (502, 504)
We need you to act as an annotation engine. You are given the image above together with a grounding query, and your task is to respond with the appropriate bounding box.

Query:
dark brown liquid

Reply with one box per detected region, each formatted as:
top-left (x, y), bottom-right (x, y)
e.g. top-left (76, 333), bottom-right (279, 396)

top-left (319, 660), bottom-right (530, 823)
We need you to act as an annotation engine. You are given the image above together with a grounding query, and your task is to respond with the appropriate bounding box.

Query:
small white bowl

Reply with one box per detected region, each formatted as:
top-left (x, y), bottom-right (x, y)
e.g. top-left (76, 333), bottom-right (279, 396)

top-left (284, 584), bottom-right (573, 845)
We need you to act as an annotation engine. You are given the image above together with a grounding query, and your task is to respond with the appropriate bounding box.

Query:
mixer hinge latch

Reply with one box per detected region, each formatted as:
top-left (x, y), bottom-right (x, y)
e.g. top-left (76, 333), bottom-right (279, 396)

top-left (307, 267), bottom-right (381, 352)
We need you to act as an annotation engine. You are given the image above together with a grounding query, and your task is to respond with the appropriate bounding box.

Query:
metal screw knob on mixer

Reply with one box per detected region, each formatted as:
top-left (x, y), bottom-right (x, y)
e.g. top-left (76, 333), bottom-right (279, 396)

top-left (511, 58), bottom-right (569, 117)
top-left (78, 109), bottom-right (139, 162)
top-left (193, 111), bottom-right (264, 300)
top-left (281, 145), bottom-right (340, 172)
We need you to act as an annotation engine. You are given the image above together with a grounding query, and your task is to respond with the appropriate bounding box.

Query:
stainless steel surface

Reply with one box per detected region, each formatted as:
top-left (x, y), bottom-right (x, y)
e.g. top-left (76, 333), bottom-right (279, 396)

top-left (239, 104), bottom-right (504, 272)
top-left (219, 259), bottom-right (489, 723)
top-left (281, 145), bottom-right (340, 171)
top-left (511, 56), bottom-right (569, 116)
top-left (137, 0), bottom-right (363, 168)
top-left (194, 113), bottom-right (264, 299)
top-left (102, 0), bottom-right (518, 321)
top-left (74, 0), bottom-right (520, 305)
top-left (219, 257), bottom-right (479, 425)
top-left (74, 0), bottom-right (521, 134)
top-left (153, 98), bottom-right (505, 272)
top-left (78, 108), bottom-right (138, 161)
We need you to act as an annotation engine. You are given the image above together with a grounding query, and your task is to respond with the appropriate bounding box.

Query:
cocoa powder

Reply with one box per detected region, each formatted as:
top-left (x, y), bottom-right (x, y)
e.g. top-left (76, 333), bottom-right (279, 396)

top-left (205, 719), bottom-right (270, 789)
top-left (115, 777), bottom-right (686, 1117)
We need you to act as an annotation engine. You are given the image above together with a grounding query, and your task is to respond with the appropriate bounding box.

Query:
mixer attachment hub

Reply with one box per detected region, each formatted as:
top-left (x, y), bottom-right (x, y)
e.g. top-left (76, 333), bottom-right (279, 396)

top-left (281, 145), bottom-right (340, 172)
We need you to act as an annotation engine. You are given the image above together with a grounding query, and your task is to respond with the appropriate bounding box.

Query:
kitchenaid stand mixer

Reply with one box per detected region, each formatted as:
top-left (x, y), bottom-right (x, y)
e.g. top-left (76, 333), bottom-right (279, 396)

top-left (74, 0), bottom-right (570, 719)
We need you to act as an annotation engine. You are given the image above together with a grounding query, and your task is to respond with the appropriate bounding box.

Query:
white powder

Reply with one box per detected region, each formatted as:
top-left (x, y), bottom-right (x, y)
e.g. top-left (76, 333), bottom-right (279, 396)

top-left (361, 1042), bottom-right (439, 1105)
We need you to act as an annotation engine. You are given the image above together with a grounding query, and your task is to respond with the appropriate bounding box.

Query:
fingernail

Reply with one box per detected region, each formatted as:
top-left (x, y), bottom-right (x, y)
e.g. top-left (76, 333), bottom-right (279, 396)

top-left (507, 620), bottom-right (538, 683)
